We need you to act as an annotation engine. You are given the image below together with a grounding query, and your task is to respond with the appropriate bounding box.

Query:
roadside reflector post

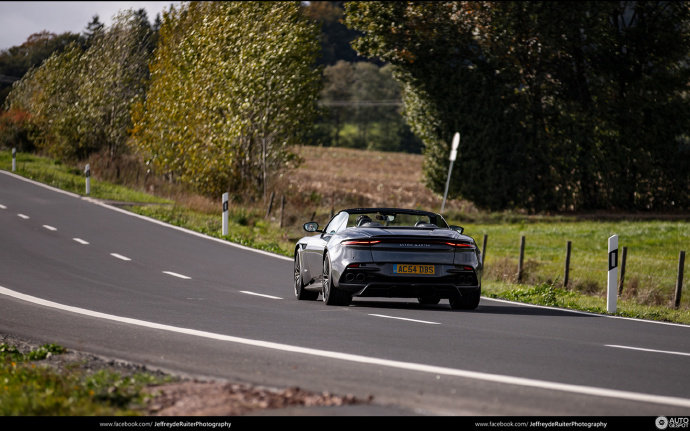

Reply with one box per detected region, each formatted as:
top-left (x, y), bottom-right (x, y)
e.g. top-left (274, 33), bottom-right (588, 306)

top-left (481, 234), bottom-right (488, 267)
top-left (222, 192), bottom-right (229, 236)
top-left (564, 240), bottom-right (572, 288)
top-left (441, 132), bottom-right (460, 214)
top-left (607, 235), bottom-right (618, 313)
top-left (84, 163), bottom-right (91, 195)
top-left (12, 147), bottom-right (16, 172)
top-left (674, 250), bottom-right (686, 309)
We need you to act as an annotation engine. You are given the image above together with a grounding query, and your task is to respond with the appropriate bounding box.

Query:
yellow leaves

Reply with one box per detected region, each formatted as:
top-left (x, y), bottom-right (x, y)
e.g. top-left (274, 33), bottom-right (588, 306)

top-left (134, 1), bottom-right (319, 198)
top-left (399, 48), bottom-right (416, 63)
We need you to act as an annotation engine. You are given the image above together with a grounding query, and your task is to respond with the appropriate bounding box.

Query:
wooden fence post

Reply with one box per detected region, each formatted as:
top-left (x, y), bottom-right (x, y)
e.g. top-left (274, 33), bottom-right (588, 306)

top-left (265, 191), bottom-right (275, 218)
top-left (674, 251), bottom-right (686, 309)
top-left (564, 240), bottom-right (571, 288)
top-left (279, 195), bottom-right (286, 228)
top-left (517, 235), bottom-right (525, 283)
top-left (618, 246), bottom-right (627, 296)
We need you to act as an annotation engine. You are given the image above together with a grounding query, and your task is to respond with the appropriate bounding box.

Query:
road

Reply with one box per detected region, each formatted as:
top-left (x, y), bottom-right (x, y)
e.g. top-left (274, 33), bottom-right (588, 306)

top-left (1, 170), bottom-right (690, 416)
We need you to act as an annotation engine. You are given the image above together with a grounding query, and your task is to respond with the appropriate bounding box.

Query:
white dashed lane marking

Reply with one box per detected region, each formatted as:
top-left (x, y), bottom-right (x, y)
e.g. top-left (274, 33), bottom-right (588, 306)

top-left (42, 225), bottom-right (57, 231)
top-left (240, 291), bottom-right (283, 300)
top-left (606, 345), bottom-right (690, 358)
top-left (369, 314), bottom-right (441, 325)
top-left (163, 271), bottom-right (191, 280)
top-left (17, 213), bottom-right (29, 219)
top-left (0, 204), bottom-right (6, 209)
top-left (110, 253), bottom-right (131, 261)
top-left (73, 238), bottom-right (90, 245)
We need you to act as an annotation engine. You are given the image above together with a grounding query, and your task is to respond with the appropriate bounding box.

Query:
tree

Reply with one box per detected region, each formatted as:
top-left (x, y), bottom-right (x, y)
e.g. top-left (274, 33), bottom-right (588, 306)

top-left (5, 42), bottom-right (86, 159)
top-left (6, 9), bottom-right (154, 161)
top-left (0, 31), bottom-right (83, 108)
top-left (130, 1), bottom-right (322, 199)
top-left (78, 9), bottom-right (153, 160)
top-left (303, 1), bottom-right (372, 66)
top-left (84, 15), bottom-right (105, 45)
top-left (321, 60), bottom-right (355, 146)
top-left (345, 1), bottom-right (690, 212)
top-left (318, 60), bottom-right (423, 152)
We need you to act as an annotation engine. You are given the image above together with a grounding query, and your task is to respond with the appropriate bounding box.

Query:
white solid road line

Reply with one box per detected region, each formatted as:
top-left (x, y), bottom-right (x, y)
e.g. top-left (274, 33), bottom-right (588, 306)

top-left (240, 291), bottom-right (283, 300)
top-left (2, 284), bottom-right (690, 409)
top-left (73, 238), bottom-right (90, 245)
top-left (606, 344), bottom-right (690, 357)
top-left (17, 213), bottom-right (29, 219)
top-left (110, 253), bottom-right (131, 261)
top-left (369, 313), bottom-right (441, 325)
top-left (42, 225), bottom-right (57, 231)
top-left (163, 271), bottom-right (191, 280)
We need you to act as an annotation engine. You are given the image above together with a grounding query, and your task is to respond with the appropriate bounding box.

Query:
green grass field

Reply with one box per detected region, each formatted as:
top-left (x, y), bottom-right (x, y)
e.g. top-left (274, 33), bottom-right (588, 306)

top-left (460, 219), bottom-right (688, 300)
top-left (455, 219), bottom-right (690, 323)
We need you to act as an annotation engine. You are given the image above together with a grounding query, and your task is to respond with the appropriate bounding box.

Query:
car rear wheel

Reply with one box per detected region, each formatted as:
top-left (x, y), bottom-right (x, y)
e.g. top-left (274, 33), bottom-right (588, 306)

top-left (294, 251), bottom-right (318, 301)
top-left (322, 252), bottom-right (351, 306)
top-left (449, 288), bottom-right (480, 310)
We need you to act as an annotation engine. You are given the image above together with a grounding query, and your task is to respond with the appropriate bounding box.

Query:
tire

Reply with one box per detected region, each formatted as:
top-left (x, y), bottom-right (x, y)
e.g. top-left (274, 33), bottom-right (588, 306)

top-left (322, 252), bottom-right (352, 306)
top-left (417, 295), bottom-right (440, 305)
top-left (294, 251), bottom-right (318, 301)
top-left (449, 288), bottom-right (480, 310)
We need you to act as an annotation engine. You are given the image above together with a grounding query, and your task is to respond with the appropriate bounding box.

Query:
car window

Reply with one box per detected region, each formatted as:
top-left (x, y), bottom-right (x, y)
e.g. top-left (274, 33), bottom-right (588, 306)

top-left (325, 211), bottom-right (349, 234)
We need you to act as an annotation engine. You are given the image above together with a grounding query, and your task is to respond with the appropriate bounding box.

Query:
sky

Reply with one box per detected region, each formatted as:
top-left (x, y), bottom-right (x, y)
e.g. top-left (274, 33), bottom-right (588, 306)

top-left (0, 1), bottom-right (180, 51)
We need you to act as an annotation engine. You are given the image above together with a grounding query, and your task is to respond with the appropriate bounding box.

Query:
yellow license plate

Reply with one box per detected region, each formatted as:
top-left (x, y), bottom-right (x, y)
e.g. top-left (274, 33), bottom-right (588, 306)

top-left (394, 264), bottom-right (435, 275)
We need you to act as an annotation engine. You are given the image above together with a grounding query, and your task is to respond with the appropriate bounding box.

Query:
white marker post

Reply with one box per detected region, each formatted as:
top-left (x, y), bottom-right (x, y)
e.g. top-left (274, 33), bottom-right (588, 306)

top-left (441, 132), bottom-right (460, 214)
top-left (607, 235), bottom-right (618, 313)
top-left (85, 164), bottom-right (90, 195)
top-left (222, 192), bottom-right (229, 236)
top-left (12, 147), bottom-right (16, 172)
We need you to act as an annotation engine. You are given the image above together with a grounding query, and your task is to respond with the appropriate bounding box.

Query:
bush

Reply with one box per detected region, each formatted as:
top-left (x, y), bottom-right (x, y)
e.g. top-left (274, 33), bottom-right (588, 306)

top-left (0, 108), bottom-right (35, 152)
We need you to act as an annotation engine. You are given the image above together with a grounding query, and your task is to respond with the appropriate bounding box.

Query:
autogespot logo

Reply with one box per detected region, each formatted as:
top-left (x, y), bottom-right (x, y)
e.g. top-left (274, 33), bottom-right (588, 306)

top-left (657, 417), bottom-right (690, 430)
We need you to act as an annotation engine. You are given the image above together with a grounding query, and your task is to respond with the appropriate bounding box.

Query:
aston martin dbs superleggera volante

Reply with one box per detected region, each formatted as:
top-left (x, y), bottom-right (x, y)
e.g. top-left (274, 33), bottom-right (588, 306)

top-left (293, 208), bottom-right (482, 310)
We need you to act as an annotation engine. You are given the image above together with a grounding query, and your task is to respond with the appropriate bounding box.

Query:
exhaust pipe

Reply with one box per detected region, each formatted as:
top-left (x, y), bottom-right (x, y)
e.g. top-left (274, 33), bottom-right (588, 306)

top-left (355, 273), bottom-right (366, 283)
top-left (345, 273), bottom-right (355, 282)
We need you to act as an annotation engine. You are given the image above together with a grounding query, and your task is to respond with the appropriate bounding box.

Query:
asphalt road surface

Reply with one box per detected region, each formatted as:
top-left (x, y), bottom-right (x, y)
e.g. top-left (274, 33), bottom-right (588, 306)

top-left (1, 170), bottom-right (690, 416)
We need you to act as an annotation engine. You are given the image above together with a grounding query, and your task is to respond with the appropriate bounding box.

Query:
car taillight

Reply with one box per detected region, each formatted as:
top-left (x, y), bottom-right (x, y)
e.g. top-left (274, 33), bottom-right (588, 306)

top-left (444, 241), bottom-right (474, 248)
top-left (341, 240), bottom-right (381, 246)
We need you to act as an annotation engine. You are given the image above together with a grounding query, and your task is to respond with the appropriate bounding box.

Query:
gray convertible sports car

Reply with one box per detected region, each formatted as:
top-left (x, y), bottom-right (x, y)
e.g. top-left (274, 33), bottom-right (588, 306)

top-left (293, 208), bottom-right (482, 310)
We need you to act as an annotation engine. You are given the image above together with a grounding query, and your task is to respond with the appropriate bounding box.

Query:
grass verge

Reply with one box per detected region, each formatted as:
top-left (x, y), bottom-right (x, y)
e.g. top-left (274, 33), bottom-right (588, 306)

top-left (0, 150), bottom-right (170, 204)
top-left (483, 281), bottom-right (690, 324)
top-left (0, 342), bottom-right (170, 415)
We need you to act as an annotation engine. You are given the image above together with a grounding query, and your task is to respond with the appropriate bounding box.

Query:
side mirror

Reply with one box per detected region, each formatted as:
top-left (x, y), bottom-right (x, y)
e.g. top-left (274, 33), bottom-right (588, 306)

top-left (450, 225), bottom-right (464, 234)
top-left (303, 222), bottom-right (322, 233)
